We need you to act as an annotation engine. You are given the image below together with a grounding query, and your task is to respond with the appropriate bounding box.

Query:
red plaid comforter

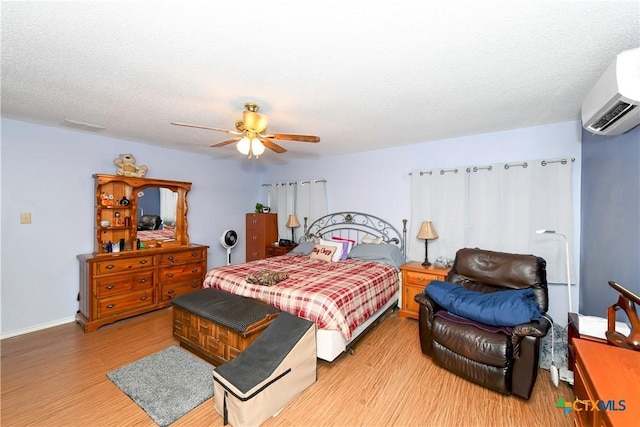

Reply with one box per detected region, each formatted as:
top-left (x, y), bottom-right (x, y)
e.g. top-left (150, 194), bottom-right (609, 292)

top-left (202, 254), bottom-right (399, 339)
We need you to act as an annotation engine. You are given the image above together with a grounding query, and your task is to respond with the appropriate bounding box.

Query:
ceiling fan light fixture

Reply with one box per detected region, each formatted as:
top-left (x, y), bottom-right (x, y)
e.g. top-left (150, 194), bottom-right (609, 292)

top-left (243, 110), bottom-right (268, 133)
top-left (251, 139), bottom-right (265, 156)
top-left (236, 136), bottom-right (251, 155)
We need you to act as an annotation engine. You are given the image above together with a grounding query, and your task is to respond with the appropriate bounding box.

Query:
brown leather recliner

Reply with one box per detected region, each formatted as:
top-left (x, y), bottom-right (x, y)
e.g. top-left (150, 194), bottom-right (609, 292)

top-left (414, 248), bottom-right (551, 399)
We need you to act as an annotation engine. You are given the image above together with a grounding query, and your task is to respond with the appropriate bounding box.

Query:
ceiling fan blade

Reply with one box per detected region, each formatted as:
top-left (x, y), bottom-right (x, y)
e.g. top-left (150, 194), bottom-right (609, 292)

top-left (171, 122), bottom-right (240, 134)
top-left (261, 138), bottom-right (287, 153)
top-left (264, 133), bottom-right (320, 143)
top-left (211, 136), bottom-right (241, 147)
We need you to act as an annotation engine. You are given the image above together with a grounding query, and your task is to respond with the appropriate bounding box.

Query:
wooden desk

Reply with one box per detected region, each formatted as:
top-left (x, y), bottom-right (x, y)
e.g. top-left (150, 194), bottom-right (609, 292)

top-left (573, 338), bottom-right (640, 426)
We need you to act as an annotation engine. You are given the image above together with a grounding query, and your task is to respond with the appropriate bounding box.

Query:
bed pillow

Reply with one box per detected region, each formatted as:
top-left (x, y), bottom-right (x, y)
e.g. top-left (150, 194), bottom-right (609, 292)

top-left (361, 235), bottom-right (384, 244)
top-left (347, 243), bottom-right (406, 270)
top-left (332, 237), bottom-right (355, 260)
top-left (331, 239), bottom-right (350, 260)
top-left (319, 238), bottom-right (344, 262)
top-left (425, 280), bottom-right (543, 327)
top-left (288, 241), bottom-right (316, 255)
top-left (310, 244), bottom-right (336, 262)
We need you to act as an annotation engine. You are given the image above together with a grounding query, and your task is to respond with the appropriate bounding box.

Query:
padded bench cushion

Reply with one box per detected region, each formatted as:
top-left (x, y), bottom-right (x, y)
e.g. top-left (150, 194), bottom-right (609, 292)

top-left (171, 288), bottom-right (280, 334)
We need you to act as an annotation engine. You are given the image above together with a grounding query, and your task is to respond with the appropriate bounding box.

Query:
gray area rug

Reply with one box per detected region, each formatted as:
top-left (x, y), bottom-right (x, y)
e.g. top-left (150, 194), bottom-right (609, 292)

top-left (107, 346), bottom-right (214, 426)
top-left (539, 322), bottom-right (568, 370)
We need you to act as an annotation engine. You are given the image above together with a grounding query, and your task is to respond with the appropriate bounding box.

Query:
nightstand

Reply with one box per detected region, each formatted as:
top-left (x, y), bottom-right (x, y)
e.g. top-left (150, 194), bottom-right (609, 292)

top-left (399, 261), bottom-right (450, 319)
top-left (266, 243), bottom-right (297, 257)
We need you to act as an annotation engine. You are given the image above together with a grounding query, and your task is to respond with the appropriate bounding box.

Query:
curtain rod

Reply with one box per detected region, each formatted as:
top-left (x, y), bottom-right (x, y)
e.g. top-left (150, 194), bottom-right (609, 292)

top-left (262, 179), bottom-right (326, 186)
top-left (409, 157), bottom-right (575, 175)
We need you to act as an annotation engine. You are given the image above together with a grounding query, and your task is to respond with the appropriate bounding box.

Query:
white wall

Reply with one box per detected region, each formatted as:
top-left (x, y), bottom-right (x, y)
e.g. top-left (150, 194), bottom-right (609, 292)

top-left (263, 121), bottom-right (584, 326)
top-left (1, 118), bottom-right (583, 336)
top-left (0, 118), bottom-right (259, 337)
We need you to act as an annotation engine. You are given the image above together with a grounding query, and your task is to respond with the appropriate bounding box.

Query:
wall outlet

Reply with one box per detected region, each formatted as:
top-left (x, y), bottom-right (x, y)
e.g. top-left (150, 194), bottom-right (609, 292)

top-left (20, 212), bottom-right (32, 224)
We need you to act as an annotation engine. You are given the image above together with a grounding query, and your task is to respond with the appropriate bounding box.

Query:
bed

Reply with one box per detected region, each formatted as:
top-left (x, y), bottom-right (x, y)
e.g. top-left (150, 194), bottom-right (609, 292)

top-left (202, 212), bottom-right (406, 362)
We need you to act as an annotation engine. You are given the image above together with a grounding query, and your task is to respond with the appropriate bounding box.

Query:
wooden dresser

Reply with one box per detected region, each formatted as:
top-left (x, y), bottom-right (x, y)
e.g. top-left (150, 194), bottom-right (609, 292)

top-left (246, 213), bottom-right (278, 261)
top-left (77, 245), bottom-right (208, 332)
top-left (573, 338), bottom-right (640, 426)
top-left (399, 261), bottom-right (450, 319)
top-left (77, 173), bottom-right (209, 332)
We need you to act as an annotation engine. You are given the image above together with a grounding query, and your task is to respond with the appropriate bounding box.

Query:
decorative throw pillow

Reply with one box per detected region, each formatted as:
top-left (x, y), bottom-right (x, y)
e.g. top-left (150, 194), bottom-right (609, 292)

top-left (246, 269), bottom-right (289, 286)
top-left (361, 235), bottom-right (383, 244)
top-left (310, 244), bottom-right (336, 262)
top-left (319, 238), bottom-right (344, 262)
top-left (332, 236), bottom-right (355, 260)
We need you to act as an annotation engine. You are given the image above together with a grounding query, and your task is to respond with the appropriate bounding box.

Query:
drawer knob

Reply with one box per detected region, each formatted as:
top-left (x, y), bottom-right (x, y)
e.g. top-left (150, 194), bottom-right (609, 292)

top-left (167, 256), bottom-right (174, 262)
top-left (168, 290), bottom-right (175, 295)
top-left (140, 296), bottom-right (147, 301)
top-left (105, 264), bottom-right (115, 270)
top-left (191, 284), bottom-right (198, 288)
top-left (138, 278), bottom-right (147, 283)
top-left (105, 284), bottom-right (115, 290)
top-left (140, 259), bottom-right (148, 265)
top-left (106, 304), bottom-right (115, 309)
top-left (166, 273), bottom-right (174, 278)
top-left (191, 252), bottom-right (198, 257)
top-left (192, 269), bottom-right (198, 273)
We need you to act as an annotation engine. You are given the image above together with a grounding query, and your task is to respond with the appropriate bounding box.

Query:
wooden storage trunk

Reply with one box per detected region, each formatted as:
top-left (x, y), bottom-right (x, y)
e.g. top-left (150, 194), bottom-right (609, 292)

top-left (171, 288), bottom-right (280, 366)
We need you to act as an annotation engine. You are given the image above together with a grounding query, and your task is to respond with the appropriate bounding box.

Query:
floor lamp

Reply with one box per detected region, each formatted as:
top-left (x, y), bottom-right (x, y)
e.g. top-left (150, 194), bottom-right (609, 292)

top-left (536, 229), bottom-right (572, 313)
top-left (536, 229), bottom-right (572, 387)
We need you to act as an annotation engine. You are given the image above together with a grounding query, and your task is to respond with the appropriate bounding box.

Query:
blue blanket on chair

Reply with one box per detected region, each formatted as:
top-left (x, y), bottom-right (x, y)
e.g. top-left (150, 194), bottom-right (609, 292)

top-left (425, 280), bottom-right (542, 327)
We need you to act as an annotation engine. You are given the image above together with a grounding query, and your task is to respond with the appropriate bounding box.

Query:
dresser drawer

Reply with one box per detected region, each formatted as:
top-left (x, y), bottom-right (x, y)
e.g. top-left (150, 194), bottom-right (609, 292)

top-left (159, 262), bottom-right (204, 284)
top-left (404, 270), bottom-right (441, 285)
top-left (97, 288), bottom-right (154, 317)
top-left (160, 280), bottom-right (201, 301)
top-left (94, 256), bottom-right (154, 275)
top-left (96, 272), bottom-right (154, 297)
top-left (159, 250), bottom-right (204, 265)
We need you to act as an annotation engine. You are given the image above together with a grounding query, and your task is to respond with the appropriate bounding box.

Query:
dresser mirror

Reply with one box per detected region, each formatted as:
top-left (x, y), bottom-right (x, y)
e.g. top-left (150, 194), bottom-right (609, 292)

top-left (136, 186), bottom-right (178, 240)
top-left (93, 174), bottom-right (191, 254)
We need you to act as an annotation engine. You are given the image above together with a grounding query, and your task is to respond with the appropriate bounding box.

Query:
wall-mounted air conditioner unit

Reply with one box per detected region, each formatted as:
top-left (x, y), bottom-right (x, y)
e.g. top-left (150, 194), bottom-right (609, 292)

top-left (581, 47), bottom-right (640, 135)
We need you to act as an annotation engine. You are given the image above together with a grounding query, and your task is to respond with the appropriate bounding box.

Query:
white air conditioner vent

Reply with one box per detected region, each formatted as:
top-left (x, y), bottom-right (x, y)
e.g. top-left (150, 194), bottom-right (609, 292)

top-left (590, 101), bottom-right (637, 133)
top-left (581, 47), bottom-right (640, 136)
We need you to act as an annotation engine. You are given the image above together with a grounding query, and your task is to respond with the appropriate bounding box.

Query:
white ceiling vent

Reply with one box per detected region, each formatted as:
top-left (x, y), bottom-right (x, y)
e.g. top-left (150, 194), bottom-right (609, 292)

top-left (581, 47), bottom-right (640, 136)
top-left (62, 119), bottom-right (106, 132)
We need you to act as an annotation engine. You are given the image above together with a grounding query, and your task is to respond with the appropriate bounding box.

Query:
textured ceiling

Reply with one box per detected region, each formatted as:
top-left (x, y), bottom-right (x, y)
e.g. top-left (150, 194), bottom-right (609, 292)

top-left (2, 1), bottom-right (639, 163)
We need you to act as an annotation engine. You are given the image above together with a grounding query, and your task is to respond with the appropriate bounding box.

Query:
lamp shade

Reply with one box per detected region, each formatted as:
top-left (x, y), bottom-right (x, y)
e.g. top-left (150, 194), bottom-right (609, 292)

top-left (417, 221), bottom-right (438, 240)
top-left (286, 214), bottom-right (301, 228)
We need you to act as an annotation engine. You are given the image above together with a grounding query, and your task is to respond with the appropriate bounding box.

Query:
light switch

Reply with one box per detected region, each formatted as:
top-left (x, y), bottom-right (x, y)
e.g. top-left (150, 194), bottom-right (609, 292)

top-left (20, 212), bottom-right (32, 224)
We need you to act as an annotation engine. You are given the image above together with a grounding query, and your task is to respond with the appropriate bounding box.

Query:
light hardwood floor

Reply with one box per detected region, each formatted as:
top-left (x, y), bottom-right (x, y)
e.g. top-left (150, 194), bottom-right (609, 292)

top-left (1, 308), bottom-right (575, 426)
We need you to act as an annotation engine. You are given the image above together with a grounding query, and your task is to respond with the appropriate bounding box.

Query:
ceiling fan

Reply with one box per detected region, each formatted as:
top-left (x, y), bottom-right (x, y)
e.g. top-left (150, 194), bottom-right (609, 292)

top-left (171, 103), bottom-right (320, 158)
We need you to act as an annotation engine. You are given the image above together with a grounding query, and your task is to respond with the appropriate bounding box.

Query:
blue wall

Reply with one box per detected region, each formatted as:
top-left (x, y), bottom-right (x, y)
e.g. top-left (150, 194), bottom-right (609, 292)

top-left (580, 126), bottom-right (640, 318)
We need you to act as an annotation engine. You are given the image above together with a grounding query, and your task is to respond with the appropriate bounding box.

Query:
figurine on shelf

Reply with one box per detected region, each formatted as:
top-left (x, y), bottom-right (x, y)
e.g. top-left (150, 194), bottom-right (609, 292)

top-left (114, 211), bottom-right (121, 226)
top-left (100, 192), bottom-right (115, 207)
top-left (119, 196), bottom-right (130, 206)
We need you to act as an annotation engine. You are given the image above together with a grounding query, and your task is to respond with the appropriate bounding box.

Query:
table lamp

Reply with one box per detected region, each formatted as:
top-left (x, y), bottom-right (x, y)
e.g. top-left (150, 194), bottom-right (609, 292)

top-left (417, 221), bottom-right (438, 266)
top-left (286, 214), bottom-right (301, 242)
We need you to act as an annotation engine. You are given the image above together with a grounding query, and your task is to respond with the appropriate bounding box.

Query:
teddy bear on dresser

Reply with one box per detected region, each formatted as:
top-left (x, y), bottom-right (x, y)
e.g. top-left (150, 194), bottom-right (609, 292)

top-left (113, 153), bottom-right (148, 178)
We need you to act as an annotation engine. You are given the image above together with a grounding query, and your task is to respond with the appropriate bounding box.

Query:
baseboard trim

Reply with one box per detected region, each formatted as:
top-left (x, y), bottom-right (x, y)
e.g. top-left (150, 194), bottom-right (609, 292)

top-left (1, 316), bottom-right (76, 340)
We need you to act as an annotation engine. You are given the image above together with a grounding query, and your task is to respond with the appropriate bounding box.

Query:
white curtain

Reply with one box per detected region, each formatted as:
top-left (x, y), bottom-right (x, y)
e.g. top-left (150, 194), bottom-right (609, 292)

top-left (296, 180), bottom-right (328, 236)
top-left (410, 157), bottom-right (574, 283)
top-left (409, 169), bottom-right (465, 263)
top-left (265, 179), bottom-right (328, 241)
top-left (159, 188), bottom-right (177, 226)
